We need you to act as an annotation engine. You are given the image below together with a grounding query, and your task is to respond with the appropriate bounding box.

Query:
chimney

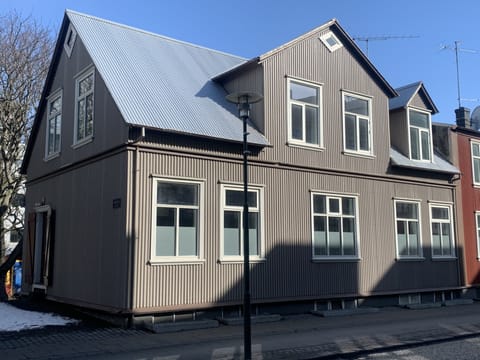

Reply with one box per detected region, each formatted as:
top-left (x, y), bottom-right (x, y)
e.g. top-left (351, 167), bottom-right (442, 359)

top-left (455, 107), bottom-right (471, 128)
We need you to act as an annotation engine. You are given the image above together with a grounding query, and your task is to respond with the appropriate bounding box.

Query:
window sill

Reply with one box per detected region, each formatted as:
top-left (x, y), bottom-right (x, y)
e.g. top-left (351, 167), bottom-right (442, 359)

top-left (218, 257), bottom-right (266, 264)
top-left (396, 257), bottom-right (426, 262)
top-left (72, 136), bottom-right (94, 149)
top-left (431, 256), bottom-right (457, 261)
top-left (311, 256), bottom-right (361, 262)
top-left (148, 258), bottom-right (205, 265)
top-left (44, 152), bottom-right (60, 162)
top-left (342, 150), bottom-right (375, 159)
top-left (286, 141), bottom-right (324, 152)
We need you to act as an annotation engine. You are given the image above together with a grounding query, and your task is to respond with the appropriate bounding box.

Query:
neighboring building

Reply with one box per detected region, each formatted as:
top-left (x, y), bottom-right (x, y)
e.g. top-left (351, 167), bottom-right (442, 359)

top-left (433, 107), bottom-right (480, 292)
top-left (21, 11), bottom-right (462, 322)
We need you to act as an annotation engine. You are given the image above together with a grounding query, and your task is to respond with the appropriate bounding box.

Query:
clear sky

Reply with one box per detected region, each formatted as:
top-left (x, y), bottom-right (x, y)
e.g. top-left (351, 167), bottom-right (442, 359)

top-left (2, 0), bottom-right (480, 124)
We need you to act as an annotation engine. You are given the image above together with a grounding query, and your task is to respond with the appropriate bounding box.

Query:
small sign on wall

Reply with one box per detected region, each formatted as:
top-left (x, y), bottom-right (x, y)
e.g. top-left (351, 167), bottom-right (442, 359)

top-left (112, 198), bottom-right (121, 209)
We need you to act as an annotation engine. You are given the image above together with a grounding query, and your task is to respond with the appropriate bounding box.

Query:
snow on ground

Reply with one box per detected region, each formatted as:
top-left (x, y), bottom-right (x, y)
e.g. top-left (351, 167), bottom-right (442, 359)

top-left (0, 302), bottom-right (78, 331)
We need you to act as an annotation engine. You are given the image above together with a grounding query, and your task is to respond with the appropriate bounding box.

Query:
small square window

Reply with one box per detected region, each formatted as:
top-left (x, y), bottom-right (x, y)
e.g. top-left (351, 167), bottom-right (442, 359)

top-left (319, 31), bottom-right (343, 52)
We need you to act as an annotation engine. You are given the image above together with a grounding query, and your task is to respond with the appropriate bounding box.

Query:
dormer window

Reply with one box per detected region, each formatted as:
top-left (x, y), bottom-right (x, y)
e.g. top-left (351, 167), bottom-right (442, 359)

top-left (319, 31), bottom-right (343, 52)
top-left (408, 109), bottom-right (432, 161)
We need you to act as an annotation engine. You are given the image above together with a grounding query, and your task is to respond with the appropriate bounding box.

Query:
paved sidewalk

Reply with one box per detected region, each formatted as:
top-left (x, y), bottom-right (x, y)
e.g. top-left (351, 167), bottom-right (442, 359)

top-left (3, 302), bottom-right (480, 359)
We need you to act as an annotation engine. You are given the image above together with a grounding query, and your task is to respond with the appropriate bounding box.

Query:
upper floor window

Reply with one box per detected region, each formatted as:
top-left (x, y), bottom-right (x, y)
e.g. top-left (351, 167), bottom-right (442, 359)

top-left (312, 193), bottom-right (359, 259)
top-left (151, 178), bottom-right (203, 262)
top-left (394, 200), bottom-right (422, 259)
top-left (475, 212), bottom-right (480, 259)
top-left (74, 68), bottom-right (94, 145)
top-left (287, 79), bottom-right (322, 148)
top-left (221, 185), bottom-right (264, 261)
top-left (471, 141), bottom-right (480, 186)
top-left (45, 90), bottom-right (62, 158)
top-left (319, 31), bottom-right (343, 52)
top-left (430, 204), bottom-right (454, 258)
top-left (63, 24), bottom-right (77, 58)
top-left (408, 109), bottom-right (432, 161)
top-left (342, 92), bottom-right (372, 156)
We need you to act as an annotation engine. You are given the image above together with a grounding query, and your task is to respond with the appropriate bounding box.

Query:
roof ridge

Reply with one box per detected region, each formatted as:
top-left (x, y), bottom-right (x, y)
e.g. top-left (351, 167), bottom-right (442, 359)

top-left (65, 9), bottom-right (247, 61)
top-left (395, 81), bottom-right (422, 91)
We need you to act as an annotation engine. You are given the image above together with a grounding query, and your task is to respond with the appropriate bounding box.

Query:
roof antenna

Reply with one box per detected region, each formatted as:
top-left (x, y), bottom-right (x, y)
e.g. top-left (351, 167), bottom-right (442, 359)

top-left (352, 35), bottom-right (419, 57)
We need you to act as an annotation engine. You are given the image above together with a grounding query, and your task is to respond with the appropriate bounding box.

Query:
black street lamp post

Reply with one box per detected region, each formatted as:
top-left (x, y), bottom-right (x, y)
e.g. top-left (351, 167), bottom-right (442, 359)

top-left (225, 91), bottom-right (263, 360)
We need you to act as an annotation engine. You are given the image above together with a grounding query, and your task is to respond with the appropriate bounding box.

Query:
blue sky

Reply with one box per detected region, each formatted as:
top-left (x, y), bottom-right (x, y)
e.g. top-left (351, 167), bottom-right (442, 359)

top-left (3, 0), bottom-right (480, 123)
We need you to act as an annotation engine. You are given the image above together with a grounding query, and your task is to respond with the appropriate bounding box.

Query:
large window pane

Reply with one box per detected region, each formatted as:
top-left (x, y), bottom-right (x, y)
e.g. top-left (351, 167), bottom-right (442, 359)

top-left (328, 217), bottom-right (341, 255)
top-left (473, 143), bottom-right (480, 157)
top-left (345, 114), bottom-right (357, 151)
top-left (474, 158), bottom-right (480, 184)
top-left (248, 212), bottom-right (259, 256)
top-left (329, 198), bottom-right (340, 213)
top-left (158, 183), bottom-right (198, 205)
top-left (342, 198), bottom-right (355, 215)
top-left (225, 190), bottom-right (257, 207)
top-left (421, 130), bottom-right (430, 160)
top-left (313, 216), bottom-right (327, 256)
top-left (432, 222), bottom-right (441, 256)
top-left (396, 202), bottom-right (417, 219)
top-left (156, 208), bottom-right (175, 256)
top-left (410, 127), bottom-right (420, 160)
top-left (408, 222), bottom-right (419, 255)
top-left (224, 211), bottom-right (240, 256)
top-left (291, 104), bottom-right (303, 140)
top-left (290, 82), bottom-right (317, 104)
top-left (178, 209), bottom-right (197, 256)
top-left (397, 221), bottom-right (407, 256)
top-left (359, 118), bottom-right (369, 151)
top-left (432, 207), bottom-right (449, 220)
top-left (441, 223), bottom-right (451, 255)
top-left (343, 218), bottom-right (355, 255)
top-left (305, 105), bottom-right (319, 144)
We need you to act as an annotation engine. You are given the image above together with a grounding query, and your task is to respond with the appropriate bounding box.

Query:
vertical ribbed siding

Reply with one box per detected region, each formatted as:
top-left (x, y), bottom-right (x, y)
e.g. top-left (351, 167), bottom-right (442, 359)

top-left (132, 148), bottom-right (458, 312)
top-left (411, 92), bottom-right (429, 109)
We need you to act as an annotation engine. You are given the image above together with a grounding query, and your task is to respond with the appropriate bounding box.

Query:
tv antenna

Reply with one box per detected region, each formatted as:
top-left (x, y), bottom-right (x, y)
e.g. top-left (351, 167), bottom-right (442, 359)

top-left (352, 35), bottom-right (419, 56)
top-left (441, 41), bottom-right (479, 108)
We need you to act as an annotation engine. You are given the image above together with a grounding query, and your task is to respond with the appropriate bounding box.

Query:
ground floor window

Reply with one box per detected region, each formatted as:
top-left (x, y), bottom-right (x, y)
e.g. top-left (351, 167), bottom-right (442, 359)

top-left (395, 200), bottom-right (422, 258)
top-left (221, 184), bottom-right (263, 260)
top-left (430, 204), bottom-right (454, 257)
top-left (311, 193), bottom-right (359, 259)
top-left (151, 178), bottom-right (202, 261)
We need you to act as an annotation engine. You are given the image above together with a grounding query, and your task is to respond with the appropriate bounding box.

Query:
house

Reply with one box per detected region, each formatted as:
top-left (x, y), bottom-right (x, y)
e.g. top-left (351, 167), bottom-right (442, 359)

top-left (21, 10), bottom-right (462, 323)
top-left (432, 107), bottom-right (480, 294)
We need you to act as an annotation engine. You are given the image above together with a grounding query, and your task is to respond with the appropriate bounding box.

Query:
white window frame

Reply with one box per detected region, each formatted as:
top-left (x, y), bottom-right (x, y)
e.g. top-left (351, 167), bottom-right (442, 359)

top-left (394, 199), bottom-right (423, 260)
top-left (342, 91), bottom-right (373, 157)
top-left (429, 203), bottom-right (455, 259)
top-left (311, 192), bottom-right (360, 261)
top-left (45, 89), bottom-right (62, 160)
top-left (471, 141), bottom-right (480, 187)
top-left (407, 108), bottom-right (433, 162)
top-left (287, 78), bottom-right (323, 149)
top-left (319, 31), bottom-right (343, 52)
top-left (63, 23), bottom-right (77, 58)
top-left (220, 183), bottom-right (265, 262)
top-left (73, 67), bottom-right (95, 147)
top-left (150, 177), bottom-right (204, 264)
top-left (476, 212), bottom-right (480, 260)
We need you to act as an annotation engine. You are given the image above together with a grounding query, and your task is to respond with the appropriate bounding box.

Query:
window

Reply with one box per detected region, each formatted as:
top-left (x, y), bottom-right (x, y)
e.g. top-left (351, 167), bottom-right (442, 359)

top-left (221, 185), bottom-right (263, 260)
top-left (342, 92), bottom-right (372, 155)
top-left (74, 68), bottom-right (94, 145)
top-left (319, 31), bottom-right (343, 52)
top-left (408, 109), bottom-right (432, 161)
top-left (430, 204), bottom-right (454, 257)
top-left (63, 24), bottom-right (77, 57)
top-left (312, 193), bottom-right (358, 259)
top-left (395, 200), bottom-right (422, 258)
top-left (288, 79), bottom-right (322, 147)
top-left (471, 142), bottom-right (480, 186)
top-left (151, 179), bottom-right (203, 261)
top-left (475, 212), bottom-right (480, 259)
top-left (46, 91), bottom-right (62, 158)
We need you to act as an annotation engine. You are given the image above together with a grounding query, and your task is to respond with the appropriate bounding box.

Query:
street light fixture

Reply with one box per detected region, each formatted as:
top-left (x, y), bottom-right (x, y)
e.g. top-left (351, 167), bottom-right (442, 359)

top-left (225, 91), bottom-right (263, 360)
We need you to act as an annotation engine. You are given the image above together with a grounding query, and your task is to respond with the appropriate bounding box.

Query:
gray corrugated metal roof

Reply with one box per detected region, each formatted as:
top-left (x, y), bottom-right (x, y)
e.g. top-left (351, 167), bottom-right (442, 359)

top-left (390, 148), bottom-right (459, 174)
top-left (389, 82), bottom-right (421, 111)
top-left (66, 10), bottom-right (268, 146)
